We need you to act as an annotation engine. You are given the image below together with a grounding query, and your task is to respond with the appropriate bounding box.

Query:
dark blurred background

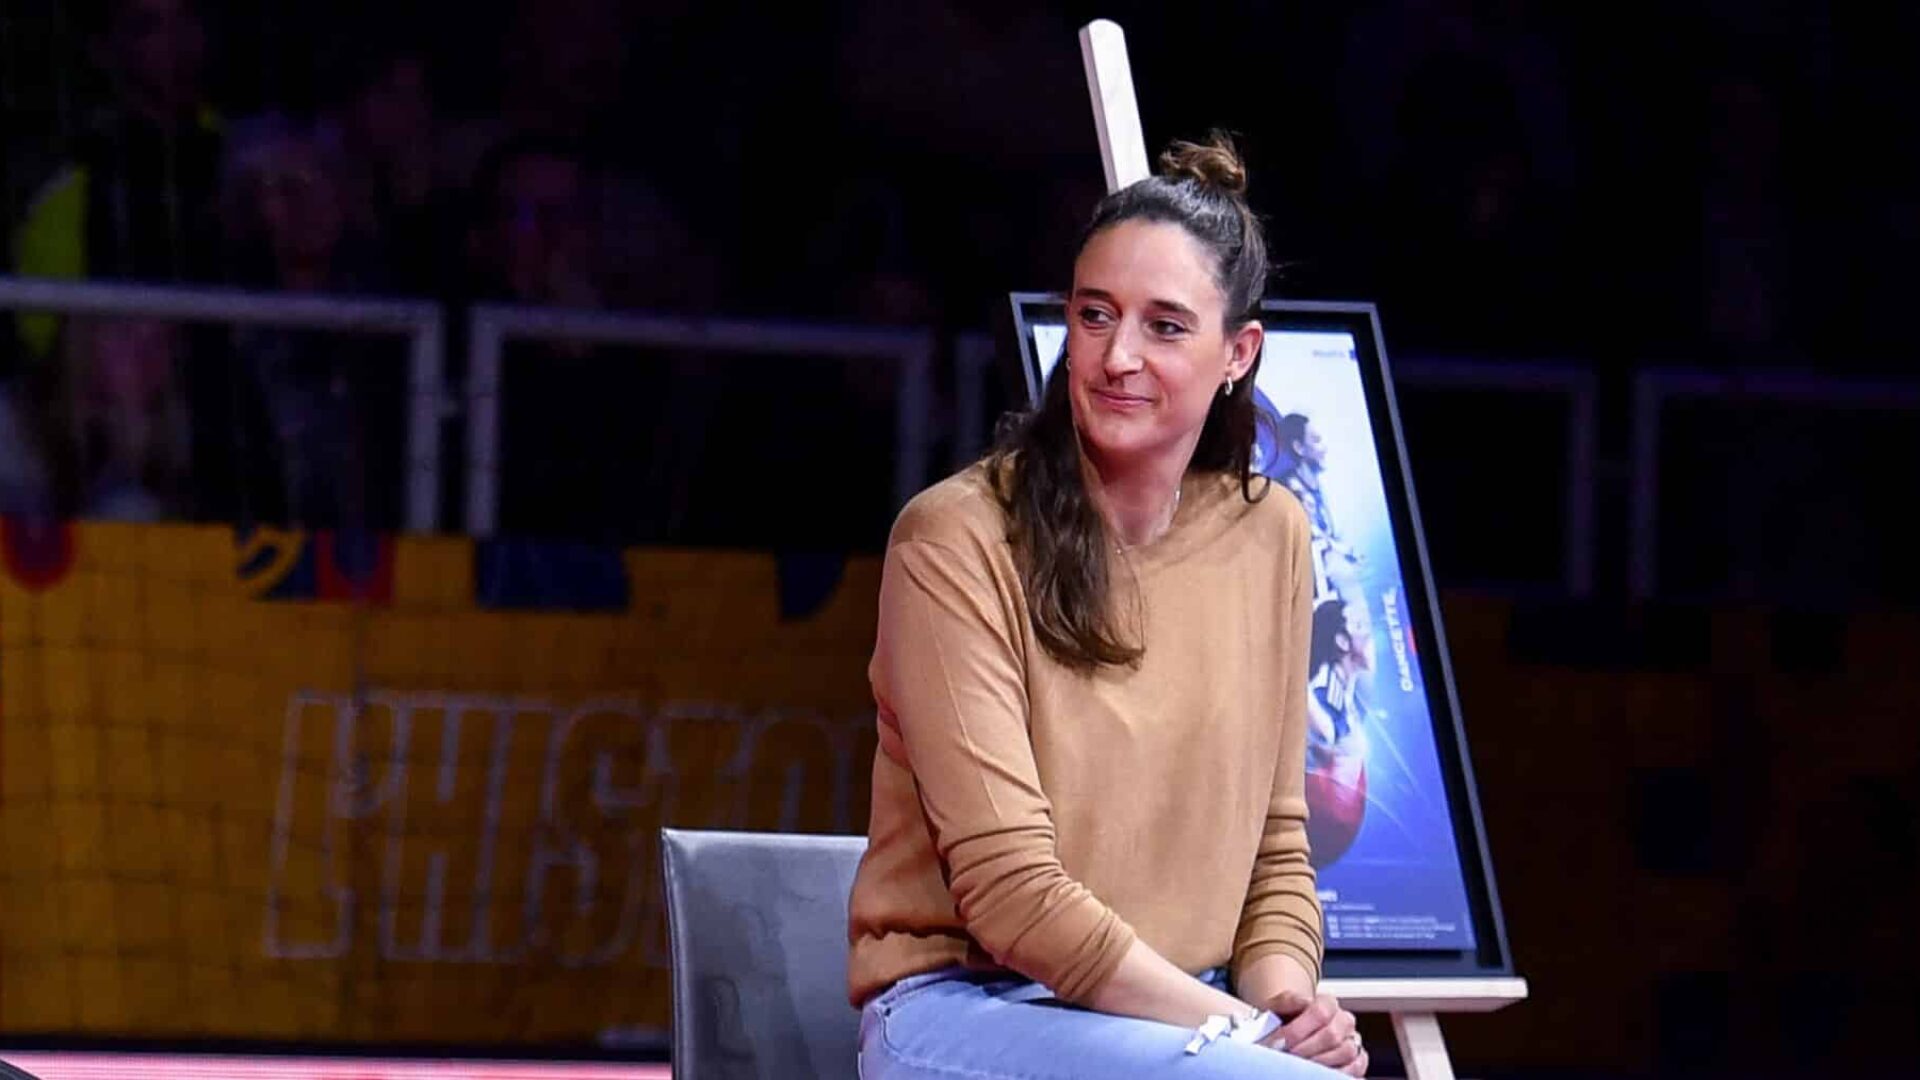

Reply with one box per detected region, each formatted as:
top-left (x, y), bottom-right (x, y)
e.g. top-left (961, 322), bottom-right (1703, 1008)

top-left (2, 0), bottom-right (1916, 1076)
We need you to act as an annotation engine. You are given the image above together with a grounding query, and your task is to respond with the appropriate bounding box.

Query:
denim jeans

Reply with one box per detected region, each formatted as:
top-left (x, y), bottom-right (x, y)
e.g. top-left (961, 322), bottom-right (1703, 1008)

top-left (858, 965), bottom-right (1348, 1079)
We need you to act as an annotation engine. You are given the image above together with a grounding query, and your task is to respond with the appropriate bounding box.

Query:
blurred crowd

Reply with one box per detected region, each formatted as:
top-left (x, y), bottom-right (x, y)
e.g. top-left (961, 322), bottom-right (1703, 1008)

top-left (2, 0), bottom-right (1911, 546)
top-left (0, 0), bottom-right (1104, 538)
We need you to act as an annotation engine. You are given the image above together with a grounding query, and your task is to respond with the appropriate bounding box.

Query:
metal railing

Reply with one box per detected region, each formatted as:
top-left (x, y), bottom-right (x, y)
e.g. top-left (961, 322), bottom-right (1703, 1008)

top-left (953, 333), bottom-right (999, 468)
top-left (25, 275), bottom-right (1915, 606)
top-left (1628, 367), bottom-right (1920, 600)
top-left (0, 275), bottom-right (444, 532)
top-left (462, 304), bottom-right (935, 537)
top-left (1394, 358), bottom-right (1599, 597)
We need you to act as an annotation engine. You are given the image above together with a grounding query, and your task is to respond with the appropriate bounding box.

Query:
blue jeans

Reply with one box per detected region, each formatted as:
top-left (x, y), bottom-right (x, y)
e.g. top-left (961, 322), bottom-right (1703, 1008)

top-left (858, 966), bottom-right (1348, 1079)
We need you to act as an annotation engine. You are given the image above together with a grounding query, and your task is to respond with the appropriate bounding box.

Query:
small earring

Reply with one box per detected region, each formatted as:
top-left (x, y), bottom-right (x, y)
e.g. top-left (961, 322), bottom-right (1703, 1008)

top-left (1223, 377), bottom-right (1235, 397)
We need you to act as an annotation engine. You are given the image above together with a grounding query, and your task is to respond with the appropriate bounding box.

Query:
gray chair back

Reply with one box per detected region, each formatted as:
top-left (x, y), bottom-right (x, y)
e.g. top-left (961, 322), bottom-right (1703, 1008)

top-left (660, 828), bottom-right (868, 1080)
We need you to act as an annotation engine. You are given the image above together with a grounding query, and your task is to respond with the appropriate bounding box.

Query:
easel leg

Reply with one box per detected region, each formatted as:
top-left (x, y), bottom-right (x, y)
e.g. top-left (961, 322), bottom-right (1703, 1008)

top-left (1390, 1011), bottom-right (1455, 1080)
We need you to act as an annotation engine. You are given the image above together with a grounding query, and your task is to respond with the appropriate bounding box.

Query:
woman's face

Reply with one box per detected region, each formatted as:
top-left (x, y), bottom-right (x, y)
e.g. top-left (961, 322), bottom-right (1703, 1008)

top-left (251, 138), bottom-right (343, 276)
top-left (1297, 423), bottom-right (1328, 468)
top-left (1065, 219), bottom-right (1259, 471)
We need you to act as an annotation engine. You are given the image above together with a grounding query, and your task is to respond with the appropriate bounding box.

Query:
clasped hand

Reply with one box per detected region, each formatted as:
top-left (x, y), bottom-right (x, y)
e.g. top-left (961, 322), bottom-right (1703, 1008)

top-left (1255, 989), bottom-right (1366, 1077)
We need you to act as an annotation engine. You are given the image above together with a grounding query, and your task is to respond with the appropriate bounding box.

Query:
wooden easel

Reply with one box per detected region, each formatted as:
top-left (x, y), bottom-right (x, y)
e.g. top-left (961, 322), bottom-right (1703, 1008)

top-left (1318, 976), bottom-right (1529, 1080)
top-left (1076, 19), bottom-right (1529, 1080)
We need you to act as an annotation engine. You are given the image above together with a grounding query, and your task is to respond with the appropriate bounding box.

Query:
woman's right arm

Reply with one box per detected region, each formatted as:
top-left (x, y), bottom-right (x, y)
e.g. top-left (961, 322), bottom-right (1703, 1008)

top-left (877, 536), bottom-right (1257, 1027)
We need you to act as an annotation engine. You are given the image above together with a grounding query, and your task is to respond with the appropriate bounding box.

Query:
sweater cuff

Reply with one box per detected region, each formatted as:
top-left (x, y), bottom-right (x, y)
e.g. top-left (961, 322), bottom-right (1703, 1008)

top-left (1053, 918), bottom-right (1138, 1006)
top-left (1232, 940), bottom-right (1323, 990)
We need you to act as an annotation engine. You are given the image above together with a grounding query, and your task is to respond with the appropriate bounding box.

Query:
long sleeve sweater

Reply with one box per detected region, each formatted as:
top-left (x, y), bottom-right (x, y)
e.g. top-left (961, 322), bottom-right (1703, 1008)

top-left (847, 463), bottom-right (1323, 1007)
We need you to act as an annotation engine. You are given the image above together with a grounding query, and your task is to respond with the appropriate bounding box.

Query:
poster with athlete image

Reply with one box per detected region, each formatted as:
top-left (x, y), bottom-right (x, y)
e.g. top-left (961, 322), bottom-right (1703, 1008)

top-left (1249, 329), bottom-right (1476, 950)
top-left (1031, 317), bottom-right (1479, 950)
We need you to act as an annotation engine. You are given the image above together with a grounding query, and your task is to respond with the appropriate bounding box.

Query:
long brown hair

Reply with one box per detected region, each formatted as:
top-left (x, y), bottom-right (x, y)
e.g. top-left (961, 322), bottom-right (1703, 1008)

top-left (989, 133), bottom-right (1272, 671)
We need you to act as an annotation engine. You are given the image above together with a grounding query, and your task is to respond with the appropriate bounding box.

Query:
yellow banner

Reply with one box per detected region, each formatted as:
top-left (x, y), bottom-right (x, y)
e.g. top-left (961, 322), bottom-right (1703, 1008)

top-left (0, 520), bottom-right (880, 1047)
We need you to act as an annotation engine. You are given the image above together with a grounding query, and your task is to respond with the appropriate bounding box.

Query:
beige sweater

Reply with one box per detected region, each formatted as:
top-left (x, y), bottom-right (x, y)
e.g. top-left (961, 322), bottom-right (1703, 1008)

top-left (847, 464), bottom-right (1323, 1007)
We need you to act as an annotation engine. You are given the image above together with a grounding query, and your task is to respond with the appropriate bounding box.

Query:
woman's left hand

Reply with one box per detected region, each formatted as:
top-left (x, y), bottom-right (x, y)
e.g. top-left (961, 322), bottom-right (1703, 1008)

top-left (1264, 989), bottom-right (1367, 1076)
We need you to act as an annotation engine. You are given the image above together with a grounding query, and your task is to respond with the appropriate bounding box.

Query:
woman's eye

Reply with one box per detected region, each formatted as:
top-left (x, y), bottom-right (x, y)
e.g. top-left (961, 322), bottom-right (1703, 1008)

top-left (1151, 320), bottom-right (1187, 336)
top-left (1077, 308), bottom-right (1113, 327)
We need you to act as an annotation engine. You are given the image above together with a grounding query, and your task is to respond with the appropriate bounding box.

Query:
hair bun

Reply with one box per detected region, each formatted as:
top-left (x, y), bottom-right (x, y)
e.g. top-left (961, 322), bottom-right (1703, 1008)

top-left (1158, 132), bottom-right (1248, 195)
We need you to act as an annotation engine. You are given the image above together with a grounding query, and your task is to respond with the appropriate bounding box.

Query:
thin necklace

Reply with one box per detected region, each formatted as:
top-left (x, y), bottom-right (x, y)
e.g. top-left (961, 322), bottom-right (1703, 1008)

top-left (1114, 483), bottom-right (1182, 554)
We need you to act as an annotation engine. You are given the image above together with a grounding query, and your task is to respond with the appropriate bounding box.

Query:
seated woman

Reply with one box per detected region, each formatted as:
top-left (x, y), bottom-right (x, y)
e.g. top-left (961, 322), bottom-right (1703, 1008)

top-left (848, 136), bottom-right (1366, 1078)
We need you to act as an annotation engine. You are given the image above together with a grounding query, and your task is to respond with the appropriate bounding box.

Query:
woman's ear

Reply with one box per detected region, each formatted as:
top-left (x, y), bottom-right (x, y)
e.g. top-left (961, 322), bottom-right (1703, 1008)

top-left (1226, 319), bottom-right (1263, 384)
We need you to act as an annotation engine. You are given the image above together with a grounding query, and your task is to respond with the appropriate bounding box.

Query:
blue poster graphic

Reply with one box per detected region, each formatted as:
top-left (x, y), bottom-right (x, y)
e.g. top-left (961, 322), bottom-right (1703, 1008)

top-left (1252, 330), bottom-right (1475, 950)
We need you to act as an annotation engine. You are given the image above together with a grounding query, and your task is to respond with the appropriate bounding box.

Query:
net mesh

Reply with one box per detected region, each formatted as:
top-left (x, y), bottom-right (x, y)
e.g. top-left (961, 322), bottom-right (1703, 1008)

top-left (0, 314), bottom-right (880, 1050)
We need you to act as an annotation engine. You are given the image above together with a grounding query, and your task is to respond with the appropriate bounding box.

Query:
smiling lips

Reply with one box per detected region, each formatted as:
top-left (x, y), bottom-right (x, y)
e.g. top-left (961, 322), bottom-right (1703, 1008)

top-left (1091, 388), bottom-right (1153, 410)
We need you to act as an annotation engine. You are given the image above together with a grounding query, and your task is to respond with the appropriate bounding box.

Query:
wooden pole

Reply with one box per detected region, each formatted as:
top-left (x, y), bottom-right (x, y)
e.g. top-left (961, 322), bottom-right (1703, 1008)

top-left (1078, 19), bottom-right (1149, 193)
